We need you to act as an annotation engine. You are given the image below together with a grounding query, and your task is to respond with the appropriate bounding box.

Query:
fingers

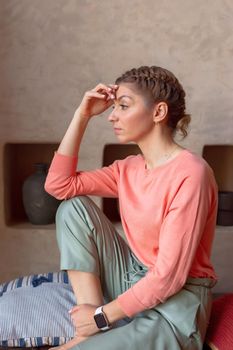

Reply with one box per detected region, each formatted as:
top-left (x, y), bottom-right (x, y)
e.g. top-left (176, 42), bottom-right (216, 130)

top-left (84, 91), bottom-right (107, 99)
top-left (84, 90), bottom-right (114, 105)
top-left (92, 83), bottom-right (118, 92)
top-left (69, 305), bottom-right (80, 314)
top-left (92, 83), bottom-right (118, 100)
top-left (79, 83), bottom-right (118, 118)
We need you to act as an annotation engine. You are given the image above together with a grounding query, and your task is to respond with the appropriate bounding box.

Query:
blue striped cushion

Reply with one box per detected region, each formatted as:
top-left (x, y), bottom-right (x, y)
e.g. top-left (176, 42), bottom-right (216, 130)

top-left (0, 271), bottom-right (69, 296)
top-left (0, 271), bottom-right (76, 347)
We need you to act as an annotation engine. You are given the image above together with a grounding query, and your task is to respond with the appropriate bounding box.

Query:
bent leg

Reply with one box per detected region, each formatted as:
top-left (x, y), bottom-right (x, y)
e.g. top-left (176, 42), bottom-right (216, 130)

top-left (55, 196), bottom-right (134, 303)
top-left (55, 197), bottom-right (213, 350)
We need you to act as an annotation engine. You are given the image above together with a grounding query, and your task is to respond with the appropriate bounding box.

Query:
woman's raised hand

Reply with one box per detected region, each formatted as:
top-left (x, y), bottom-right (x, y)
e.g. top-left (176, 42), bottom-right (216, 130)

top-left (55, 83), bottom-right (119, 157)
top-left (77, 83), bottom-right (119, 119)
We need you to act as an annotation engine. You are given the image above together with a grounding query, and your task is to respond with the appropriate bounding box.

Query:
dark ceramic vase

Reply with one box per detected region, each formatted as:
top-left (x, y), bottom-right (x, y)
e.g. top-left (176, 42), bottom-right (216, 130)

top-left (22, 163), bottom-right (61, 225)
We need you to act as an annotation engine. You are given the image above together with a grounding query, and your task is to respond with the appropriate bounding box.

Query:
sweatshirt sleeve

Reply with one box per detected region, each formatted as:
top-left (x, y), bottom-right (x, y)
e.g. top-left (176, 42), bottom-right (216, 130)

top-left (117, 167), bottom-right (218, 317)
top-left (44, 152), bottom-right (119, 200)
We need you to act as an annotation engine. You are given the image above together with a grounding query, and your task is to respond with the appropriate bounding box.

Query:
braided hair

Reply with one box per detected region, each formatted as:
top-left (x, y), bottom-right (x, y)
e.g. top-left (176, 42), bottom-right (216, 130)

top-left (115, 66), bottom-right (191, 138)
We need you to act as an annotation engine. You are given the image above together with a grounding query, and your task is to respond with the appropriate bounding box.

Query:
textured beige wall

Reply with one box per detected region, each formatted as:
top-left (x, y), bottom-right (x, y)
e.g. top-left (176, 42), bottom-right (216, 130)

top-left (0, 0), bottom-right (233, 292)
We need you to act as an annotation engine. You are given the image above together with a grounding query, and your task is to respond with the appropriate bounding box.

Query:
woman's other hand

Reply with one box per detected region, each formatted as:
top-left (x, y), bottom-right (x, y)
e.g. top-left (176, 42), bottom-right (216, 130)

top-left (77, 83), bottom-right (119, 119)
top-left (69, 304), bottom-right (100, 337)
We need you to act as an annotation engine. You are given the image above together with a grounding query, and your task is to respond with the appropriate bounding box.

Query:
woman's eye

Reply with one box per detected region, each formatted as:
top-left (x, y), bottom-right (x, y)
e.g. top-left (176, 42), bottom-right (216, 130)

top-left (120, 105), bottom-right (128, 110)
top-left (112, 104), bottom-right (128, 110)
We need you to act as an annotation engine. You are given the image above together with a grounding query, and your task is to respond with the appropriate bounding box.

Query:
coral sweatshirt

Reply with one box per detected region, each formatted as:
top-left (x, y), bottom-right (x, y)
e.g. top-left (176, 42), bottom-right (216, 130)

top-left (45, 149), bottom-right (218, 317)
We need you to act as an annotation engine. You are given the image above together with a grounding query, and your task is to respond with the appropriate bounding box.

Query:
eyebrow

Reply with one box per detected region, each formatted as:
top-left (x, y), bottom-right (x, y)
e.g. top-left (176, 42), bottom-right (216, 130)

top-left (117, 95), bottom-right (134, 101)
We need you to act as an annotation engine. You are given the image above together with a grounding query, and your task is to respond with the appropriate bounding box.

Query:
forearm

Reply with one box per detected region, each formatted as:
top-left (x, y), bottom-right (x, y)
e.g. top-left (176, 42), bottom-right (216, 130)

top-left (57, 107), bottom-right (89, 157)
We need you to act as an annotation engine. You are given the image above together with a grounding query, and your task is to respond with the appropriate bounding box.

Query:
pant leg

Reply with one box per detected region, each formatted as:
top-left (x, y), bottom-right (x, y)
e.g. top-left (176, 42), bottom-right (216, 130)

top-left (73, 279), bottom-right (214, 350)
top-left (55, 196), bottom-right (134, 302)
top-left (56, 196), bottom-right (214, 350)
top-left (75, 309), bottom-right (182, 350)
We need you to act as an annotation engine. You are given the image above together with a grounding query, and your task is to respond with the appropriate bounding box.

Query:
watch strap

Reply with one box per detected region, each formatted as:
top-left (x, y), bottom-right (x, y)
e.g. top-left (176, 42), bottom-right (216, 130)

top-left (94, 306), bottom-right (104, 315)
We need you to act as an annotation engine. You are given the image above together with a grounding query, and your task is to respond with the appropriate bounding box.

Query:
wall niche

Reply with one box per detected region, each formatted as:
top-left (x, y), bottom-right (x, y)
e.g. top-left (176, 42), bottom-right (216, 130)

top-left (203, 145), bottom-right (233, 226)
top-left (3, 143), bottom-right (59, 226)
top-left (102, 143), bottom-right (141, 221)
top-left (202, 145), bottom-right (233, 191)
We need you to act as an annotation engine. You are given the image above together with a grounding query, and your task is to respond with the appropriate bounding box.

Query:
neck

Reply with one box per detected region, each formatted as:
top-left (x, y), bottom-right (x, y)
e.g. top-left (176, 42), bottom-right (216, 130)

top-left (137, 126), bottom-right (184, 170)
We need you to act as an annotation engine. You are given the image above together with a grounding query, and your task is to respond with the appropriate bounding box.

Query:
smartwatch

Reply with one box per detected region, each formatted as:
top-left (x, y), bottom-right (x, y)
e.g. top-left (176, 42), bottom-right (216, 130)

top-left (94, 306), bottom-right (111, 331)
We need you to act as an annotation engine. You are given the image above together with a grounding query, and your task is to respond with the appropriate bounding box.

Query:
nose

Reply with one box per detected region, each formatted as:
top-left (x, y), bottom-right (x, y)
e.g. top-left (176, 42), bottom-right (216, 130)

top-left (108, 108), bottom-right (118, 122)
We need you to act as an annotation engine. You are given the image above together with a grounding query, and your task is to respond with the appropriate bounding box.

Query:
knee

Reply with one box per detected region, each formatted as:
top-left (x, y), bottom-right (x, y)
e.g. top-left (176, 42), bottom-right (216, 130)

top-left (55, 196), bottom-right (87, 225)
top-left (55, 196), bottom-right (90, 248)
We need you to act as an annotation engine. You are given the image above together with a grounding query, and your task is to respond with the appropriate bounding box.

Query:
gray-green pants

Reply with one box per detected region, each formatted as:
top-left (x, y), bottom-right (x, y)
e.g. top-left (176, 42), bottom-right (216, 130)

top-left (56, 196), bottom-right (216, 350)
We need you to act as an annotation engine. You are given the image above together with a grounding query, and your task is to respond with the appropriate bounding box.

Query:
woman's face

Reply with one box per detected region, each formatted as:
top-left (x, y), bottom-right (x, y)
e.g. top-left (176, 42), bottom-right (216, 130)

top-left (108, 83), bottom-right (155, 144)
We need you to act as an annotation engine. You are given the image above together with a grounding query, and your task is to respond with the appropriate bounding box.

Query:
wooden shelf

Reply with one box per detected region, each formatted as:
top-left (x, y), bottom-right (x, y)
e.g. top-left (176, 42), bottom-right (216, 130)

top-left (216, 225), bottom-right (233, 234)
top-left (6, 221), bottom-right (56, 230)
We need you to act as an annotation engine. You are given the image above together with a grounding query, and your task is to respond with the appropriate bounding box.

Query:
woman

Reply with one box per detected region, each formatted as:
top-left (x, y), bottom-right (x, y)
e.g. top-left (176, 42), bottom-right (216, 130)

top-left (45, 65), bottom-right (218, 350)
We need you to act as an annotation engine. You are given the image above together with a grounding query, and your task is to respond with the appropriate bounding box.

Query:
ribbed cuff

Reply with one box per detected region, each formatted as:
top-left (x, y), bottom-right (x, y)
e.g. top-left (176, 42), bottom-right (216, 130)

top-left (117, 287), bottom-right (148, 317)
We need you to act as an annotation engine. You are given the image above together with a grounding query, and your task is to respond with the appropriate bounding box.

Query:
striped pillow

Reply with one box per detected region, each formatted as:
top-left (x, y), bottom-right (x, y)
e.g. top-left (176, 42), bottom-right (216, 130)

top-left (0, 271), bottom-right (76, 347)
top-left (0, 271), bottom-right (69, 295)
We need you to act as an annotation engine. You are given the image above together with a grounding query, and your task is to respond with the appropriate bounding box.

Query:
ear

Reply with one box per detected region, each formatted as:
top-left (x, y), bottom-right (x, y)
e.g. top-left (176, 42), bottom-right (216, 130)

top-left (153, 102), bottom-right (168, 123)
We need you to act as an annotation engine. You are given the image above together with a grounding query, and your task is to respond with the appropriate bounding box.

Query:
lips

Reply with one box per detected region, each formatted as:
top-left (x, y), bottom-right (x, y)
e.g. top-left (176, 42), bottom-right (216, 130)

top-left (114, 128), bottom-right (122, 134)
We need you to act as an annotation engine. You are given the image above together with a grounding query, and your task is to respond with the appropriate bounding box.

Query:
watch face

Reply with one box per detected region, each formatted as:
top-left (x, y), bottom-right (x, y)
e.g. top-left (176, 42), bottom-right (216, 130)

top-left (94, 313), bottom-right (107, 329)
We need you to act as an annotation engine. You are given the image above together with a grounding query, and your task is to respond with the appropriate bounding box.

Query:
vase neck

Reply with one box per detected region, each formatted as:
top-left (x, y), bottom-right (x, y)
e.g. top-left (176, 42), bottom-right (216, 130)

top-left (34, 163), bottom-right (48, 173)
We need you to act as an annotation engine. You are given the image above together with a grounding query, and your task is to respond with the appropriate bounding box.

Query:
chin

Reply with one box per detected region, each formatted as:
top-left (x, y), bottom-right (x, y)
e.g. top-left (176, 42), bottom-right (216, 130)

top-left (116, 136), bottom-right (133, 144)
